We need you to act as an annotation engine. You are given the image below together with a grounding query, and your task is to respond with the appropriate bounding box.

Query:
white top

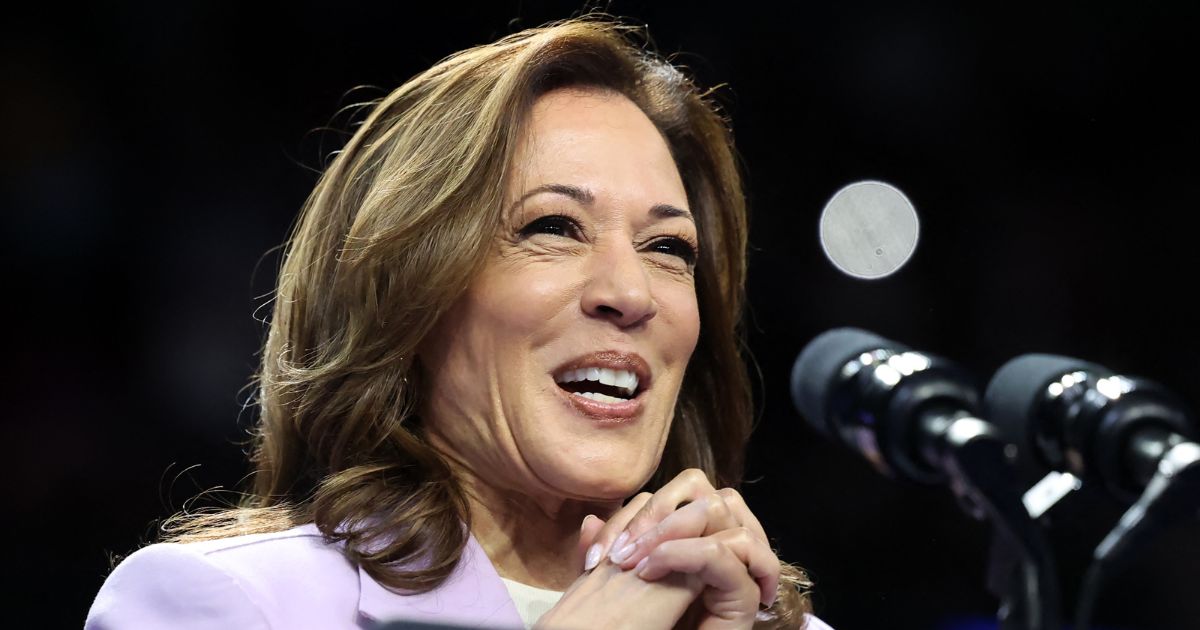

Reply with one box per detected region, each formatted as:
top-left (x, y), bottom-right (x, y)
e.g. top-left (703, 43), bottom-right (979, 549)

top-left (499, 577), bottom-right (564, 629)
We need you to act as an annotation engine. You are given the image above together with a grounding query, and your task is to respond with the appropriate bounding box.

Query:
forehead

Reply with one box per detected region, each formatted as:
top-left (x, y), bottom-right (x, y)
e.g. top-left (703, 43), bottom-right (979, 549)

top-left (507, 87), bottom-right (687, 207)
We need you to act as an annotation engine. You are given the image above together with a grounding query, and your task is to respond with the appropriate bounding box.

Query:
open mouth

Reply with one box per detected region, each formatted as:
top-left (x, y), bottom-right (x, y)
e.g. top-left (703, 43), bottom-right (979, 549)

top-left (554, 367), bottom-right (642, 403)
top-left (551, 351), bottom-right (651, 409)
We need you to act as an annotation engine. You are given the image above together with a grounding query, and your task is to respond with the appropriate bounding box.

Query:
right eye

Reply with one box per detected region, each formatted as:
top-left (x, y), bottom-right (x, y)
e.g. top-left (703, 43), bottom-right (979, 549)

top-left (519, 214), bottom-right (582, 239)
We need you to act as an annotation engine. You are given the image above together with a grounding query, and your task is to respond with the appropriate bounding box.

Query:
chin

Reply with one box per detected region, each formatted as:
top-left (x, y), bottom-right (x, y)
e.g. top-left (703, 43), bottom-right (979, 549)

top-left (533, 452), bottom-right (658, 502)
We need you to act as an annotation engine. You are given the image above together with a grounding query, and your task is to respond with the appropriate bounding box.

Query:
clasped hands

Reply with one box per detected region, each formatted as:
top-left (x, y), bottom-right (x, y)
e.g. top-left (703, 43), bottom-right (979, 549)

top-left (537, 469), bottom-right (781, 630)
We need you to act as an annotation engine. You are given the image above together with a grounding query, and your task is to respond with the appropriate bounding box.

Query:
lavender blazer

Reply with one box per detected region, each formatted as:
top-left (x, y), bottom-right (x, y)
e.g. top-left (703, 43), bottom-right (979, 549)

top-left (86, 523), bottom-right (831, 629)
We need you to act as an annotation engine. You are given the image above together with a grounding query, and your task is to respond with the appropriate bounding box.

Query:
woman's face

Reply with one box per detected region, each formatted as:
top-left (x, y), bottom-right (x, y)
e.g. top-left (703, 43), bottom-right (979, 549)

top-left (420, 87), bottom-right (701, 506)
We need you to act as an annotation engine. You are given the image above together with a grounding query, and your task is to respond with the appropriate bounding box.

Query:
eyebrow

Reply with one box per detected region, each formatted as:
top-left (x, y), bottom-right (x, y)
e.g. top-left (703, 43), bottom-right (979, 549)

top-left (508, 183), bottom-right (695, 223)
top-left (649, 203), bottom-right (694, 223)
top-left (509, 183), bottom-right (594, 210)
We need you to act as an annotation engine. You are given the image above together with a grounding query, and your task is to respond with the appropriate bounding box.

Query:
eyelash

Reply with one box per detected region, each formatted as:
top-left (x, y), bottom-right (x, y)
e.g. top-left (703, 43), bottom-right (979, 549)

top-left (647, 235), bottom-right (699, 266)
top-left (519, 215), bottom-right (582, 240)
top-left (518, 214), bottom-right (700, 266)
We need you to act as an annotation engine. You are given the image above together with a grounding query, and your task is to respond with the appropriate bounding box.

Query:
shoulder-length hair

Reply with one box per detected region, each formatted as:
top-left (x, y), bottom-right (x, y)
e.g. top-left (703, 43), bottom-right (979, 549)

top-left (166, 16), bottom-right (810, 626)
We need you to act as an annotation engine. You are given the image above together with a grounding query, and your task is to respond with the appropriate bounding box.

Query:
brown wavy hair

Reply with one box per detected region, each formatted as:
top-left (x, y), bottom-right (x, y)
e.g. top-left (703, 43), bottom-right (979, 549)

top-left (163, 16), bottom-right (812, 627)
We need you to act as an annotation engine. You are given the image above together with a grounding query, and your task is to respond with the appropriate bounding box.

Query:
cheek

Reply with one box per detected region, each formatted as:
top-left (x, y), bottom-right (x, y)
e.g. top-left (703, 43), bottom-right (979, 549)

top-left (481, 260), bottom-right (582, 338)
top-left (658, 281), bottom-right (701, 358)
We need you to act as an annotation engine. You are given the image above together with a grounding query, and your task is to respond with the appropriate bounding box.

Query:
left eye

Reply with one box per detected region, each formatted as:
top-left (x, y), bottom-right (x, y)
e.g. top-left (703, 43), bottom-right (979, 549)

top-left (647, 237), bottom-right (698, 265)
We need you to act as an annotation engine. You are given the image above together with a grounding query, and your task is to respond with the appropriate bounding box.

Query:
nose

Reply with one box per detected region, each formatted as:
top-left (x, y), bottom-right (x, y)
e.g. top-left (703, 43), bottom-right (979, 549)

top-left (581, 241), bottom-right (658, 328)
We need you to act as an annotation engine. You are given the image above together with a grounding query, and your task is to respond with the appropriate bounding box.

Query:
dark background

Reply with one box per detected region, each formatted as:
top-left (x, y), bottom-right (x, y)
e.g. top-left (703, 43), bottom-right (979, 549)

top-left (5, 1), bottom-right (1198, 628)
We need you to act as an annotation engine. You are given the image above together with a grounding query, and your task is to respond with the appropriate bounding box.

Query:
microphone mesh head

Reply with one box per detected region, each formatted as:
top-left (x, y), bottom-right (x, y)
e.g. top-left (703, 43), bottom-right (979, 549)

top-left (791, 327), bottom-right (896, 436)
top-left (984, 354), bottom-right (1105, 449)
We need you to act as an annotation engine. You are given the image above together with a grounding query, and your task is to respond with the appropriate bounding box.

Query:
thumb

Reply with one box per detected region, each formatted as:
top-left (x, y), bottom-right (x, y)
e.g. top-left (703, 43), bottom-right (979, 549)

top-left (576, 514), bottom-right (606, 572)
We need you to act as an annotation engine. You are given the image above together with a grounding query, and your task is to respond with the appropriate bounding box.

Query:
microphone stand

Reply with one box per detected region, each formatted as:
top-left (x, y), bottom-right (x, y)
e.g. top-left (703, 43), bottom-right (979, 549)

top-left (1075, 441), bottom-right (1200, 629)
top-left (919, 410), bottom-right (1062, 630)
top-left (793, 335), bottom-right (1062, 630)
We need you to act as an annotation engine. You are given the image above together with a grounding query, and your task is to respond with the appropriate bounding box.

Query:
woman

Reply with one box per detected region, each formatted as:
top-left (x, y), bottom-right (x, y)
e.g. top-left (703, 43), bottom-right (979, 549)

top-left (87, 17), bottom-right (827, 630)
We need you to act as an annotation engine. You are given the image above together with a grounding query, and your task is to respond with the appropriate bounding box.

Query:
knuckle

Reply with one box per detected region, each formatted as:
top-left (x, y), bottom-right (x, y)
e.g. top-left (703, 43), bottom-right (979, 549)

top-left (706, 492), bottom-right (731, 518)
top-left (650, 538), bottom-right (678, 558)
top-left (681, 468), bottom-right (710, 486)
top-left (717, 487), bottom-right (745, 507)
top-left (731, 526), bottom-right (754, 545)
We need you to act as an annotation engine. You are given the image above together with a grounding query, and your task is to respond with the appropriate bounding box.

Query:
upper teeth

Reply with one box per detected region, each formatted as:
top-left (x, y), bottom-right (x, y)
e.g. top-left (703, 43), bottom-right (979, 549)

top-left (555, 367), bottom-right (639, 397)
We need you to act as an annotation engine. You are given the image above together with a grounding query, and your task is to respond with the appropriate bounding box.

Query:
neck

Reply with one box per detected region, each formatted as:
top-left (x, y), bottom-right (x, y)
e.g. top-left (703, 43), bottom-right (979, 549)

top-left (454, 467), bottom-right (617, 591)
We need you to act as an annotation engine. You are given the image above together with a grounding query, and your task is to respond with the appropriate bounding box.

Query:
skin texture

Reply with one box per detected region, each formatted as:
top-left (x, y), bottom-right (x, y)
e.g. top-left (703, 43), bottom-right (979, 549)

top-left (573, 472), bottom-right (778, 629)
top-left (420, 88), bottom-right (775, 628)
top-left (420, 87), bottom-right (701, 588)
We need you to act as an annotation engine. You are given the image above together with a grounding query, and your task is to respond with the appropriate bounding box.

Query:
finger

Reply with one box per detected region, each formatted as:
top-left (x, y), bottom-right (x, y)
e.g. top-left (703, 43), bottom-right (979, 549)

top-left (715, 487), bottom-right (769, 545)
top-left (634, 538), bottom-right (759, 619)
top-left (707, 527), bottom-right (781, 607)
top-left (634, 528), bottom-right (779, 607)
top-left (618, 468), bottom-right (719, 547)
top-left (610, 492), bottom-right (737, 568)
top-left (545, 559), bottom-right (702, 629)
top-left (576, 514), bottom-right (606, 572)
top-left (583, 492), bottom-right (652, 570)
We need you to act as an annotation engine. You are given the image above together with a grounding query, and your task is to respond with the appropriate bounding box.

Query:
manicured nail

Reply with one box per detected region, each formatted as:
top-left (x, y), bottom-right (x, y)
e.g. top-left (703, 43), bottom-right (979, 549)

top-left (584, 543), bottom-right (602, 571)
top-left (756, 610), bottom-right (776, 622)
top-left (634, 555), bottom-right (650, 576)
top-left (611, 540), bottom-right (636, 564)
top-left (580, 514), bottom-right (595, 532)
top-left (607, 531), bottom-right (629, 562)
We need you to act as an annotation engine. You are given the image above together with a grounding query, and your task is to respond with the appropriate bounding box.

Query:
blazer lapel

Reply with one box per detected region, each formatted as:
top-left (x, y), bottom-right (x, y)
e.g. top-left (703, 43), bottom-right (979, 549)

top-left (356, 533), bottom-right (522, 629)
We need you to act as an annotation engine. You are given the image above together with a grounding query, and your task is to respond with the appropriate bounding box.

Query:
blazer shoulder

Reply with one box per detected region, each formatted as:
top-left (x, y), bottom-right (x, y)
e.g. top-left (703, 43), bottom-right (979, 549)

top-left (87, 525), bottom-right (361, 630)
top-left (85, 542), bottom-right (272, 630)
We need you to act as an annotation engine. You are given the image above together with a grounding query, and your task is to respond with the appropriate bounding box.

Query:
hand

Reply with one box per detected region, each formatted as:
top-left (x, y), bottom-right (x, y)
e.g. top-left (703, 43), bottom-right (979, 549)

top-left (535, 553), bottom-right (702, 630)
top-left (581, 469), bottom-right (781, 629)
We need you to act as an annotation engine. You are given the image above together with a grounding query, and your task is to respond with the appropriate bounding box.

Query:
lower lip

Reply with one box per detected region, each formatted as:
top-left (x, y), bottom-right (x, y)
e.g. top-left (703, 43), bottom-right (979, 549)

top-left (555, 386), bottom-right (644, 423)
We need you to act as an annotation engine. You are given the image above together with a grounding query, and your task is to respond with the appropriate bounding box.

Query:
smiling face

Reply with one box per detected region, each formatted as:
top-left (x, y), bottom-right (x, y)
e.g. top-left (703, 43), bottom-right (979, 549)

top-left (419, 87), bottom-right (701, 505)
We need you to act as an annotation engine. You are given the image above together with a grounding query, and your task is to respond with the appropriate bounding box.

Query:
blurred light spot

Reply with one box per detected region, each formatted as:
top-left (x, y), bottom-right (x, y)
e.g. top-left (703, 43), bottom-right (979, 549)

top-left (819, 180), bottom-right (920, 279)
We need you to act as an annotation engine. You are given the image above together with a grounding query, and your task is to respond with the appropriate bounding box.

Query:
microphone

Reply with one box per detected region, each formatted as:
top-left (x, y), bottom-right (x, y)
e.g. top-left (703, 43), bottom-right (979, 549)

top-left (792, 328), bottom-right (1060, 630)
top-left (984, 355), bottom-right (1200, 629)
top-left (984, 354), bottom-right (1196, 501)
top-left (791, 327), bottom-right (993, 486)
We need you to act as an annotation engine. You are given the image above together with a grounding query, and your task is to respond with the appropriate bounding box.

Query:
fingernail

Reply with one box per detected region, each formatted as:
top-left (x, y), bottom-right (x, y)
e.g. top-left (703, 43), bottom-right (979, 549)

top-left (611, 541), bottom-right (636, 564)
top-left (756, 610), bottom-right (776, 622)
top-left (607, 531), bottom-right (629, 562)
top-left (580, 514), bottom-right (595, 532)
top-left (634, 555), bottom-right (650, 576)
top-left (584, 543), bottom-right (602, 571)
